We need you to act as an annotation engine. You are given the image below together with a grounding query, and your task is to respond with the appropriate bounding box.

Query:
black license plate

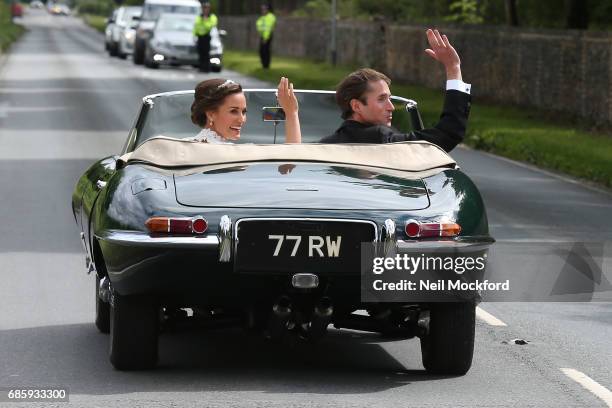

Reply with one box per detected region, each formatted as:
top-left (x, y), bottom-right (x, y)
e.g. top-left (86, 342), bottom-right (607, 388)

top-left (234, 219), bottom-right (376, 274)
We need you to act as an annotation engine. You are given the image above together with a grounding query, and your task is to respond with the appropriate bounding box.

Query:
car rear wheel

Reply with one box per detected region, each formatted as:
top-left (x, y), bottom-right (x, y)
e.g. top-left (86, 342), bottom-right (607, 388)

top-left (109, 292), bottom-right (159, 370)
top-left (95, 275), bottom-right (110, 333)
top-left (420, 302), bottom-right (475, 375)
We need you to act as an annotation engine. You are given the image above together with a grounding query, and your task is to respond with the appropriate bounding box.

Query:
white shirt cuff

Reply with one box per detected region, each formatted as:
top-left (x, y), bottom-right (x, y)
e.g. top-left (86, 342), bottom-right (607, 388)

top-left (446, 79), bottom-right (471, 94)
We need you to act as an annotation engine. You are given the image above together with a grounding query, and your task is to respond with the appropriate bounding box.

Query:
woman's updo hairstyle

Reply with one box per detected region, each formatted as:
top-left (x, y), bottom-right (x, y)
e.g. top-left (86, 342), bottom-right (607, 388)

top-left (191, 78), bottom-right (243, 127)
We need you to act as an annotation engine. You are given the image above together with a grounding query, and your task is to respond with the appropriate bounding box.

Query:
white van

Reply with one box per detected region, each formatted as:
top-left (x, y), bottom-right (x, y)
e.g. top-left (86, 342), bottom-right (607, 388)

top-left (132, 0), bottom-right (200, 65)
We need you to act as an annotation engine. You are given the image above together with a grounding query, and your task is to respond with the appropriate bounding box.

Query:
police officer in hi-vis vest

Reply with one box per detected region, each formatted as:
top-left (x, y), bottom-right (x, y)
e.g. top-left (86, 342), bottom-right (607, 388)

top-left (256, 3), bottom-right (276, 69)
top-left (193, 1), bottom-right (218, 73)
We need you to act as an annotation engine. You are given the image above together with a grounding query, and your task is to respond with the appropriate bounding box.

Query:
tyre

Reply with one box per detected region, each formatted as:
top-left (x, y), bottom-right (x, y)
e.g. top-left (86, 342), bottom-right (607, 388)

top-left (143, 46), bottom-right (158, 69)
top-left (109, 292), bottom-right (159, 370)
top-left (420, 302), bottom-right (475, 375)
top-left (95, 275), bottom-right (110, 334)
top-left (109, 42), bottom-right (118, 57)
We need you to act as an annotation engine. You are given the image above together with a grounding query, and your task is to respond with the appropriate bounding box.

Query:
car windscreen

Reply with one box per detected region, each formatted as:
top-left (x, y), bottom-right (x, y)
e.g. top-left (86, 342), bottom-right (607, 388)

top-left (125, 9), bottom-right (142, 22)
top-left (142, 4), bottom-right (198, 21)
top-left (134, 91), bottom-right (417, 148)
top-left (157, 16), bottom-right (195, 31)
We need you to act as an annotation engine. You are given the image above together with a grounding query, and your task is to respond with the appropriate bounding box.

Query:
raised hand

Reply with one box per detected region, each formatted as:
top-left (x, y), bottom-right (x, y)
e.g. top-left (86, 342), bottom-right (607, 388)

top-left (277, 77), bottom-right (301, 143)
top-left (277, 76), bottom-right (298, 114)
top-left (424, 29), bottom-right (462, 80)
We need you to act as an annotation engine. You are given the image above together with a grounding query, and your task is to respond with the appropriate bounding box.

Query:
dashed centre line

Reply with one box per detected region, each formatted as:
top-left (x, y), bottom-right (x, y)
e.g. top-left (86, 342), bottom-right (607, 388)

top-left (561, 368), bottom-right (612, 407)
top-left (476, 306), bottom-right (507, 326)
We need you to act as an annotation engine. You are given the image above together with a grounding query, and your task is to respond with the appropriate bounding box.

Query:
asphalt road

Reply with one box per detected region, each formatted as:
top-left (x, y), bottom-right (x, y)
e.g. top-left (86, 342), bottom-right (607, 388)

top-left (1, 10), bottom-right (611, 408)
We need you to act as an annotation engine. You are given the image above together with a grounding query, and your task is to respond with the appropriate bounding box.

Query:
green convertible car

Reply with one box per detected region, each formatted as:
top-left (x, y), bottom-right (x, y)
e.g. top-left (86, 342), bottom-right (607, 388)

top-left (72, 89), bottom-right (495, 373)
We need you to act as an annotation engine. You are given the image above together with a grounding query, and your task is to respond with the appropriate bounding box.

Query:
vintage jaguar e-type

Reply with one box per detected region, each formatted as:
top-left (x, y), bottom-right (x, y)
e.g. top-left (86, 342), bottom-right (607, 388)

top-left (72, 89), bottom-right (494, 373)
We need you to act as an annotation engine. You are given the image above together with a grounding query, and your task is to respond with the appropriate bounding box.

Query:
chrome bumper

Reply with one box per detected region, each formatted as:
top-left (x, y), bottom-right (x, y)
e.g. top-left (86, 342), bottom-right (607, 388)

top-left (95, 230), bottom-right (219, 248)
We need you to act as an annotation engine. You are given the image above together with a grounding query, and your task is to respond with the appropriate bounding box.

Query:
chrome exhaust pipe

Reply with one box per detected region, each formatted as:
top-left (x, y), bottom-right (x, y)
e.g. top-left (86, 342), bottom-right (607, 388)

top-left (268, 296), bottom-right (292, 339)
top-left (309, 297), bottom-right (333, 340)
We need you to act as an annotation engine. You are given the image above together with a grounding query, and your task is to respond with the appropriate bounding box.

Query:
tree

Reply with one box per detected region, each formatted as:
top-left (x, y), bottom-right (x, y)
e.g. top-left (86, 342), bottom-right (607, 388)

top-left (566, 0), bottom-right (589, 29)
top-left (505, 0), bottom-right (519, 26)
top-left (445, 0), bottom-right (483, 24)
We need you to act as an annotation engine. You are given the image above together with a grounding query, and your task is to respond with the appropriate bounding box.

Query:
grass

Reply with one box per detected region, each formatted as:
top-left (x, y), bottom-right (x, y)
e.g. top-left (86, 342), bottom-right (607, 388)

top-left (224, 49), bottom-right (612, 188)
top-left (0, 3), bottom-right (26, 51)
top-left (81, 13), bottom-right (107, 33)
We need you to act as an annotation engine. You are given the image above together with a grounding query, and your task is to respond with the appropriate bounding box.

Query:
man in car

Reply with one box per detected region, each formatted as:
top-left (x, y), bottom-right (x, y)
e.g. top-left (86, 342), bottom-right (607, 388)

top-left (320, 29), bottom-right (470, 153)
top-left (193, 1), bottom-right (218, 73)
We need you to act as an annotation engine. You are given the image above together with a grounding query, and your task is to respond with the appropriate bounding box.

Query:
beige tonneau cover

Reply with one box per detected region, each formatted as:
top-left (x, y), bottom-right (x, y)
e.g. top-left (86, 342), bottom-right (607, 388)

top-left (118, 136), bottom-right (456, 172)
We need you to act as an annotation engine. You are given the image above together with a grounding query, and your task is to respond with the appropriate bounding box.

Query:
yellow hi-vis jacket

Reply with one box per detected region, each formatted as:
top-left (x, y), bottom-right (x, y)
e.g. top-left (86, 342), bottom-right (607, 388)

top-left (193, 13), bottom-right (218, 37)
top-left (256, 12), bottom-right (276, 41)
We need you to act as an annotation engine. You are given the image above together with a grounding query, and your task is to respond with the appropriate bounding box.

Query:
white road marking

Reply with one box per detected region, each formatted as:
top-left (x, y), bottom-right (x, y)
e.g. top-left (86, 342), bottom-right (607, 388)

top-left (0, 101), bottom-right (9, 117)
top-left (476, 306), bottom-right (507, 326)
top-left (561, 368), bottom-right (612, 407)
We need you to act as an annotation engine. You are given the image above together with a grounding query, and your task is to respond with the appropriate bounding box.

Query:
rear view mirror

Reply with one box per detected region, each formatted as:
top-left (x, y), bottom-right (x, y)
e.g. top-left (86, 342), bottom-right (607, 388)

top-left (218, 29), bottom-right (227, 37)
top-left (262, 106), bottom-right (285, 122)
top-left (405, 101), bottom-right (424, 131)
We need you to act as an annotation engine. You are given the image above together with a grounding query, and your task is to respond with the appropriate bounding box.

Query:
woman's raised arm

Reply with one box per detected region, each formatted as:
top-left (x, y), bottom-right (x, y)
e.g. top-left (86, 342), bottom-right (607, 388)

top-left (277, 77), bottom-right (301, 143)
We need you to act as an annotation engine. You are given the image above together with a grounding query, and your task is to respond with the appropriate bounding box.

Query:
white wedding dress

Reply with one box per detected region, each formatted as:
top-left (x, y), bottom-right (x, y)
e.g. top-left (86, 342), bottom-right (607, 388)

top-left (189, 128), bottom-right (232, 144)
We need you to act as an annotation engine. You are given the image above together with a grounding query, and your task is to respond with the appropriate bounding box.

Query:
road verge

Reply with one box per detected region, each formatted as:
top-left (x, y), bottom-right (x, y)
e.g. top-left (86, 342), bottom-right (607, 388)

top-left (0, 3), bottom-right (25, 52)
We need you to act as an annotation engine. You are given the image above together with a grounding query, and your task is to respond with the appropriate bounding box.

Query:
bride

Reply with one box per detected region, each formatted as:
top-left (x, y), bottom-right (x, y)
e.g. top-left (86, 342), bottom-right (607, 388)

top-left (190, 77), bottom-right (300, 144)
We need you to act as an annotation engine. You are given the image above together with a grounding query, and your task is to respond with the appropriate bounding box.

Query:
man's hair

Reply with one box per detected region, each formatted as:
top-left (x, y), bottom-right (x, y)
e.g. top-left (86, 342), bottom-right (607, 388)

top-left (335, 68), bottom-right (391, 120)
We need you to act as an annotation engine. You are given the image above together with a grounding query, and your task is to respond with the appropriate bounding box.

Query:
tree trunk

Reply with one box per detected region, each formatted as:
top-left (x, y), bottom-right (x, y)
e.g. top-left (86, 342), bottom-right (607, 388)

top-left (505, 0), bottom-right (519, 26)
top-left (566, 0), bottom-right (589, 29)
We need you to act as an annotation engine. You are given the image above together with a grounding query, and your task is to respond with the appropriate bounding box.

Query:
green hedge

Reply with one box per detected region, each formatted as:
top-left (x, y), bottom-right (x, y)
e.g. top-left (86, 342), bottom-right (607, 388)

top-left (0, 2), bottom-right (25, 51)
top-left (82, 13), bottom-right (107, 33)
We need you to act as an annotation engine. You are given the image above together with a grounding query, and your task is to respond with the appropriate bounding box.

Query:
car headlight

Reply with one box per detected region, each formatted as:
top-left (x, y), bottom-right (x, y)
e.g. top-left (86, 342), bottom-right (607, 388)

top-left (124, 31), bottom-right (135, 41)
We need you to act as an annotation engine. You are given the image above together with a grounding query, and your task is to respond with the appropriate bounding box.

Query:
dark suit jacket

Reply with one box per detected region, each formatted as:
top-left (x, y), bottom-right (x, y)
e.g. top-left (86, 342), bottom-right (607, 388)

top-left (319, 90), bottom-right (471, 152)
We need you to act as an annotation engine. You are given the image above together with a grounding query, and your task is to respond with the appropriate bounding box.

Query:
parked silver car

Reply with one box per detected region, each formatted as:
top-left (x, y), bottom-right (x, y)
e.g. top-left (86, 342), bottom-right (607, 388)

top-left (144, 13), bottom-right (223, 71)
top-left (117, 7), bottom-right (142, 58)
top-left (132, 0), bottom-right (200, 65)
top-left (105, 6), bottom-right (142, 58)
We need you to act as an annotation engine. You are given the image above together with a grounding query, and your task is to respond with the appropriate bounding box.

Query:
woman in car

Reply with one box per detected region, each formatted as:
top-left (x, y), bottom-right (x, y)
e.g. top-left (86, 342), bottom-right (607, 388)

top-left (190, 77), bottom-right (300, 144)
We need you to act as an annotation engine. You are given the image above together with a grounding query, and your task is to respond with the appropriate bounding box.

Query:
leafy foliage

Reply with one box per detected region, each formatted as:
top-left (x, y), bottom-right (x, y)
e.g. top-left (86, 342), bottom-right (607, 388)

top-left (0, 2), bottom-right (25, 51)
top-left (445, 0), bottom-right (483, 24)
top-left (287, 0), bottom-right (612, 29)
top-left (75, 0), bottom-right (114, 16)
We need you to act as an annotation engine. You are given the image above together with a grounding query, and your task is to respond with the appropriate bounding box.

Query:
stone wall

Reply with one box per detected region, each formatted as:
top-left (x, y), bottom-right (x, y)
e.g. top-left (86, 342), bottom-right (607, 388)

top-left (220, 16), bottom-right (612, 125)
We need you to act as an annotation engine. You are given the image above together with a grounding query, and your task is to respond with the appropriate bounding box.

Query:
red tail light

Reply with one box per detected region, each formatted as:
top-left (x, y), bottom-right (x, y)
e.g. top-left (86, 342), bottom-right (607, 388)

top-left (146, 216), bottom-right (208, 234)
top-left (405, 220), bottom-right (461, 238)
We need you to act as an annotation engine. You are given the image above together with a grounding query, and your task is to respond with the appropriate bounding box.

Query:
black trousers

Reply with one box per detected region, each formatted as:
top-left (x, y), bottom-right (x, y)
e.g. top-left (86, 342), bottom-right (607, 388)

top-left (197, 34), bottom-right (211, 72)
top-left (259, 35), bottom-right (273, 69)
